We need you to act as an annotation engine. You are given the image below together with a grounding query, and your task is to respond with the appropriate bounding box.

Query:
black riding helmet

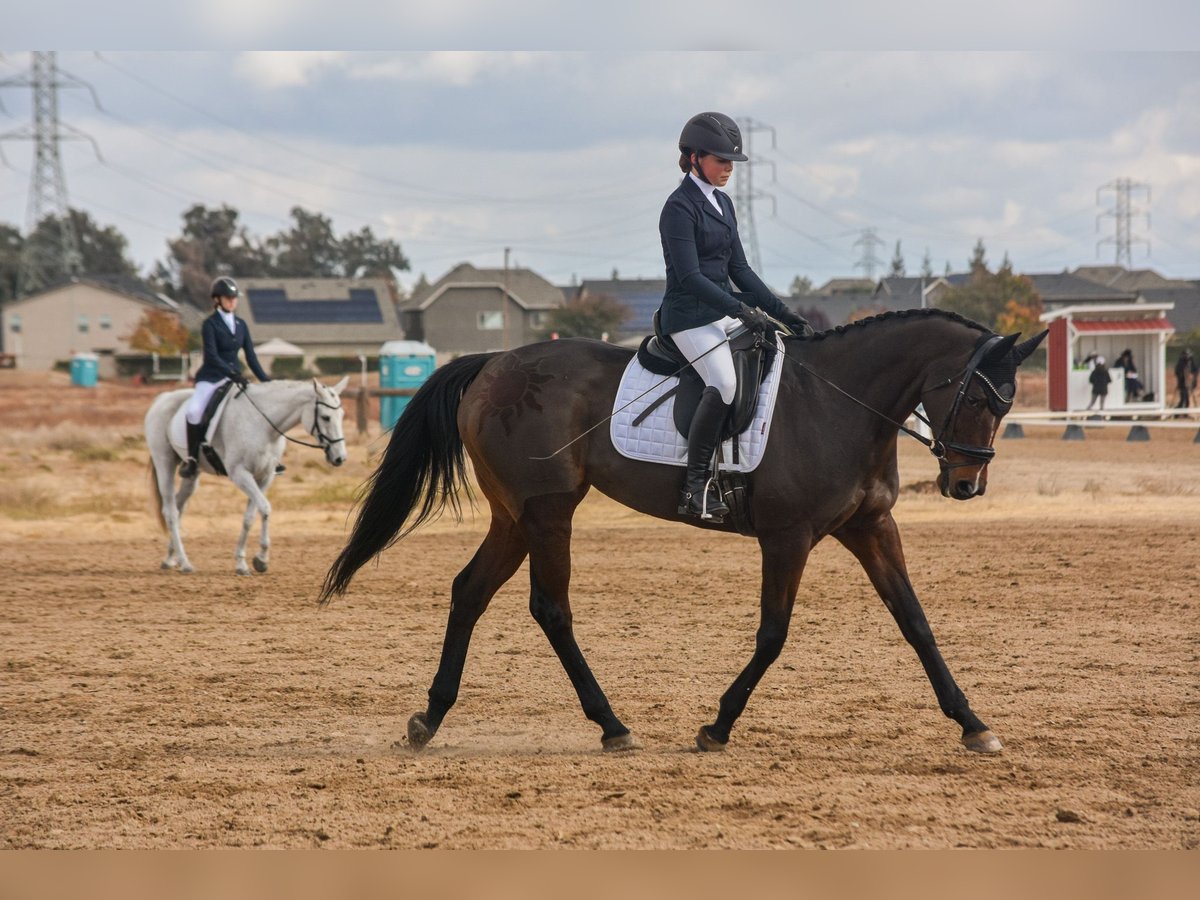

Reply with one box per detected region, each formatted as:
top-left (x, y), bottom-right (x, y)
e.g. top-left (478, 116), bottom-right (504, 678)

top-left (211, 276), bottom-right (239, 302)
top-left (678, 112), bottom-right (748, 162)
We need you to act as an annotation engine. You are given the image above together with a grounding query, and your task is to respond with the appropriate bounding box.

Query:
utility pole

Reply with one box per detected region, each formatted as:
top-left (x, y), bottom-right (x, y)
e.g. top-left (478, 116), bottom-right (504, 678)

top-left (501, 246), bottom-right (510, 350)
top-left (852, 228), bottom-right (885, 282)
top-left (0, 51), bottom-right (104, 296)
top-left (1096, 178), bottom-right (1150, 268)
top-left (733, 117), bottom-right (777, 273)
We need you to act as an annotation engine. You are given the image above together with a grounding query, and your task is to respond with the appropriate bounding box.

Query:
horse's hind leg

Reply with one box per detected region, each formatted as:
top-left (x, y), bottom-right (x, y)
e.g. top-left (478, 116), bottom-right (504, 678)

top-left (157, 461), bottom-right (195, 573)
top-left (409, 513), bottom-right (528, 751)
top-left (835, 512), bottom-right (1002, 754)
top-left (520, 490), bottom-right (633, 751)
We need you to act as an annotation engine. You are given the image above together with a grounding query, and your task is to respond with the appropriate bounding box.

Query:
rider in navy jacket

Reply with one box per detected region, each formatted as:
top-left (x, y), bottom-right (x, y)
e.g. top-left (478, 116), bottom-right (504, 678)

top-left (658, 112), bottom-right (811, 521)
top-left (179, 276), bottom-right (270, 478)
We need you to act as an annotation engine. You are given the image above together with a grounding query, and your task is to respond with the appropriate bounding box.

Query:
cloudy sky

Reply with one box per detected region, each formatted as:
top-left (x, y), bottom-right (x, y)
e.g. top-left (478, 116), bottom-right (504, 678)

top-left (1, 48), bottom-right (1198, 294)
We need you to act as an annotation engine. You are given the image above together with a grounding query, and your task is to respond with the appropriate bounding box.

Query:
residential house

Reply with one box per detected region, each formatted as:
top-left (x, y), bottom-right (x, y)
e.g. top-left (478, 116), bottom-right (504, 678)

top-left (234, 277), bottom-right (403, 367)
top-left (572, 277), bottom-right (666, 343)
top-left (400, 263), bottom-right (564, 356)
top-left (1072, 265), bottom-right (1200, 334)
top-left (0, 274), bottom-right (201, 373)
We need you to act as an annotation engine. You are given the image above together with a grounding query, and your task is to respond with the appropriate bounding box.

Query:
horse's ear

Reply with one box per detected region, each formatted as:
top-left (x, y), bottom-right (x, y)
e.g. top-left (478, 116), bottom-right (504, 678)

top-left (332, 375), bottom-right (350, 395)
top-left (984, 333), bottom-right (1020, 364)
top-left (1014, 329), bottom-right (1049, 365)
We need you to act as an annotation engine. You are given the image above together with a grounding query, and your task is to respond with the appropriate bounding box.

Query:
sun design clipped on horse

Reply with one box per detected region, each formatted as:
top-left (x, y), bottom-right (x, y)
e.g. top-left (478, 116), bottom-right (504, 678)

top-left (145, 377), bottom-right (350, 575)
top-left (321, 309), bottom-right (1046, 754)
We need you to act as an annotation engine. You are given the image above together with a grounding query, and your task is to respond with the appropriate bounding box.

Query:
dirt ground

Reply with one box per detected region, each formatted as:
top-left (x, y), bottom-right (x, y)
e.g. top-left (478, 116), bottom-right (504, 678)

top-left (0, 371), bottom-right (1197, 849)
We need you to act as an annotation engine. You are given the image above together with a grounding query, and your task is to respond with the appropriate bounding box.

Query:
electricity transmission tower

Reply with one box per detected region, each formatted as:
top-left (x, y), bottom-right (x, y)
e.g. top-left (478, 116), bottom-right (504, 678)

top-left (732, 117), bottom-right (776, 272)
top-left (0, 51), bottom-right (103, 295)
top-left (852, 227), bottom-right (885, 281)
top-left (1096, 178), bottom-right (1150, 268)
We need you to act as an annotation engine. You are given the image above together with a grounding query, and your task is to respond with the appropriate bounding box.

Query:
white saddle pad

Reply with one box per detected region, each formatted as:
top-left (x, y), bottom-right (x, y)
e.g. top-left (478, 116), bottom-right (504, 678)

top-left (610, 334), bottom-right (785, 473)
top-left (168, 389), bottom-right (236, 459)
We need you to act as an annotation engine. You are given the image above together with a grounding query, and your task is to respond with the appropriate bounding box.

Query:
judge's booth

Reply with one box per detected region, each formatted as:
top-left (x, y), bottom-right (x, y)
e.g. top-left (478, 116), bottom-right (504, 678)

top-left (1041, 304), bottom-right (1175, 412)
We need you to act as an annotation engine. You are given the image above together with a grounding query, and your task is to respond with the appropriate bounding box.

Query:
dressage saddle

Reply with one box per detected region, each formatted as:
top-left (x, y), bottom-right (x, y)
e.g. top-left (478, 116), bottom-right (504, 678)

top-left (635, 309), bottom-right (779, 464)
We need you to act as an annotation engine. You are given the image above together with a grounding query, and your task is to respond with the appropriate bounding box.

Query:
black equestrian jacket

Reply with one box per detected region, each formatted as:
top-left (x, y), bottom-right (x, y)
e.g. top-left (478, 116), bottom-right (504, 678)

top-left (657, 175), bottom-right (791, 334)
top-left (194, 312), bottom-right (270, 384)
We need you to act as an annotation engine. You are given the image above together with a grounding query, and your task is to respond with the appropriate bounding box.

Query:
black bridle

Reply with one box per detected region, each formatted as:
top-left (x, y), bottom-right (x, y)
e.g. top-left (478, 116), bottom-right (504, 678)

top-left (236, 385), bottom-right (346, 456)
top-left (793, 333), bottom-right (1011, 470)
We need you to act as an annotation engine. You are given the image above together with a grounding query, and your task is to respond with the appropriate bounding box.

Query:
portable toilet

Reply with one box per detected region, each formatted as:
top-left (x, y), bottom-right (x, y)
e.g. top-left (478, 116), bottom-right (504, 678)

top-left (378, 340), bottom-right (437, 430)
top-left (69, 351), bottom-right (99, 388)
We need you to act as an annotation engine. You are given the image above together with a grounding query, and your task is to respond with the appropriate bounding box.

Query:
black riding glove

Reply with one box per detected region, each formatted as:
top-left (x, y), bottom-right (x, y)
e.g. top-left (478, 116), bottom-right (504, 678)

top-left (779, 310), bottom-right (815, 337)
top-left (736, 303), bottom-right (773, 335)
top-left (229, 371), bottom-right (249, 388)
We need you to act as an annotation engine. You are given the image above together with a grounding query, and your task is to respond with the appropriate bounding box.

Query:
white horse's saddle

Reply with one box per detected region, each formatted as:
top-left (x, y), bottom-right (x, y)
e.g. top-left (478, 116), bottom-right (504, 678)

top-left (168, 389), bottom-right (237, 460)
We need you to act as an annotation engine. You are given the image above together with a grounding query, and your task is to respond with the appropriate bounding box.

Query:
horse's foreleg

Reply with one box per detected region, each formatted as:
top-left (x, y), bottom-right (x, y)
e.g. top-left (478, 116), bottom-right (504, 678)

top-left (521, 491), bottom-right (633, 752)
top-left (229, 469), bottom-right (270, 576)
top-left (252, 474), bottom-right (272, 573)
top-left (410, 513), bottom-right (528, 751)
top-left (835, 513), bottom-right (1002, 754)
top-left (698, 531), bottom-right (809, 751)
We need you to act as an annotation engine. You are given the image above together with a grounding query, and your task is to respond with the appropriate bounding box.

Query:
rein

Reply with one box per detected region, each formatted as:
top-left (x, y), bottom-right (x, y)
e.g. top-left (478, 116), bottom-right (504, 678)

top-left (235, 384), bottom-right (345, 452)
top-left (788, 333), bottom-right (1009, 466)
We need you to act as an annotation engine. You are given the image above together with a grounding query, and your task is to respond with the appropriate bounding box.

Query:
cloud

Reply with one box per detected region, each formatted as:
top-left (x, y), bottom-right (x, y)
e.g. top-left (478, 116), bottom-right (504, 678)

top-left (232, 52), bottom-right (346, 89)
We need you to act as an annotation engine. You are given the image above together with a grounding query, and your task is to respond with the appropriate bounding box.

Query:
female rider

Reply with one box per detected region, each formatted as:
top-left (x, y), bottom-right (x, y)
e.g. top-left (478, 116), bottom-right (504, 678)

top-left (658, 111), bottom-right (811, 520)
top-left (179, 276), bottom-right (270, 478)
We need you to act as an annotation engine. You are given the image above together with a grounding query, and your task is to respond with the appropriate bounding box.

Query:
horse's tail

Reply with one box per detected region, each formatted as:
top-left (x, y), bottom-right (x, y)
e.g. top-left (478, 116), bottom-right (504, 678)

top-left (319, 352), bottom-right (495, 605)
top-left (148, 458), bottom-right (167, 533)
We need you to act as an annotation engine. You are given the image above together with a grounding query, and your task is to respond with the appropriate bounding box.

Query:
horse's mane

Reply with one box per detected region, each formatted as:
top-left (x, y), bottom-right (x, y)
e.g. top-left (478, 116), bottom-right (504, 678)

top-left (797, 308), bottom-right (991, 343)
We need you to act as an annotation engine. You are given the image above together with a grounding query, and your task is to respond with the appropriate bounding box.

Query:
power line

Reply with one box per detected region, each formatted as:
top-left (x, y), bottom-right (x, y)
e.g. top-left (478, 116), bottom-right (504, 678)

top-left (852, 227), bottom-right (885, 280)
top-left (733, 117), bottom-right (776, 272)
top-left (0, 52), bottom-right (103, 294)
top-left (1096, 177), bottom-right (1150, 267)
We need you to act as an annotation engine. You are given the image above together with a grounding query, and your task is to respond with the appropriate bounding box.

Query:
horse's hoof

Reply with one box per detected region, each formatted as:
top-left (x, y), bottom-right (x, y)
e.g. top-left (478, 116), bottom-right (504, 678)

top-left (695, 726), bottom-right (727, 752)
top-left (962, 729), bottom-right (1004, 754)
top-left (252, 557), bottom-right (268, 573)
top-left (160, 561), bottom-right (174, 570)
top-left (407, 712), bottom-right (434, 750)
top-left (602, 732), bottom-right (639, 752)
top-left (235, 567), bottom-right (253, 577)
top-left (180, 565), bottom-right (194, 574)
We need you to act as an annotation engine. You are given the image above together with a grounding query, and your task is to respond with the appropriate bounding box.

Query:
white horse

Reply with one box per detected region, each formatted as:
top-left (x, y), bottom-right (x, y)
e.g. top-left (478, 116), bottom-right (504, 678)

top-left (145, 377), bottom-right (350, 575)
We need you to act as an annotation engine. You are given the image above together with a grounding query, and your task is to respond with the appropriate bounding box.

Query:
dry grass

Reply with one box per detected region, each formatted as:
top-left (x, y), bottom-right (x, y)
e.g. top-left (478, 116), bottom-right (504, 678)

top-left (0, 422), bottom-right (132, 453)
top-left (1135, 477), bottom-right (1197, 496)
top-left (0, 483), bottom-right (59, 519)
top-left (298, 481), bottom-right (362, 508)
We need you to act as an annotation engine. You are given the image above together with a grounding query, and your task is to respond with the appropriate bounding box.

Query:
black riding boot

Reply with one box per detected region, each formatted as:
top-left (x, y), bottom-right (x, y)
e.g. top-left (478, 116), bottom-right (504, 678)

top-left (679, 386), bottom-right (732, 520)
top-left (179, 422), bottom-right (205, 479)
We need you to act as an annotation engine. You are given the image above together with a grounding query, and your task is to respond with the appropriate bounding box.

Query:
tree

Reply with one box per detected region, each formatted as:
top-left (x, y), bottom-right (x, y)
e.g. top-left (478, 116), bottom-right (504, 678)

top-left (20, 209), bottom-right (139, 294)
top-left (789, 275), bottom-right (813, 296)
top-left (968, 238), bottom-right (988, 278)
top-left (920, 248), bottom-right (934, 279)
top-left (538, 292), bottom-right (631, 340)
top-left (158, 204), bottom-right (269, 309)
top-left (889, 241), bottom-right (906, 277)
top-left (265, 207), bottom-right (342, 278)
top-left (0, 222), bottom-right (21, 302)
top-left (938, 250), bottom-right (1043, 332)
top-left (126, 308), bottom-right (191, 355)
top-left (338, 225), bottom-right (409, 283)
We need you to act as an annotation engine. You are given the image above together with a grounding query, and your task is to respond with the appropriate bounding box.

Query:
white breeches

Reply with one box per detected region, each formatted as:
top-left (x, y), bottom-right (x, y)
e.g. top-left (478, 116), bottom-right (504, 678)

top-left (670, 316), bottom-right (740, 404)
top-left (185, 378), bottom-right (229, 424)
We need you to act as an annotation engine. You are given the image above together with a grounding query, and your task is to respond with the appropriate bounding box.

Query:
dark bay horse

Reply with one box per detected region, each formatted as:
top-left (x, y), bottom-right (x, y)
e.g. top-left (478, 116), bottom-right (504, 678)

top-left (321, 309), bottom-right (1046, 754)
